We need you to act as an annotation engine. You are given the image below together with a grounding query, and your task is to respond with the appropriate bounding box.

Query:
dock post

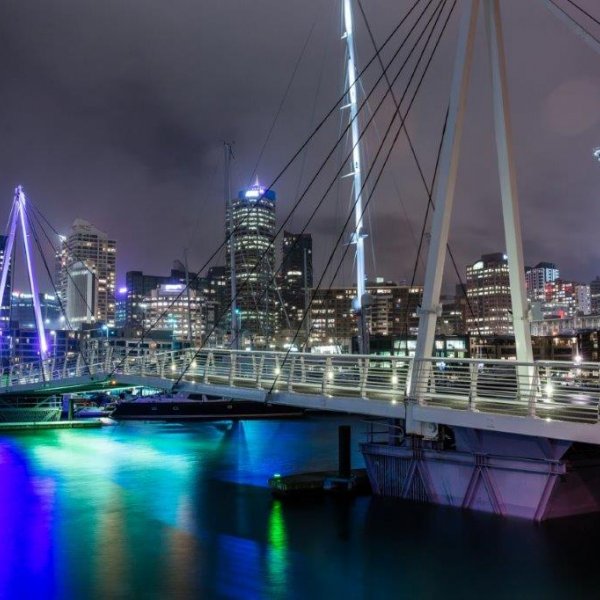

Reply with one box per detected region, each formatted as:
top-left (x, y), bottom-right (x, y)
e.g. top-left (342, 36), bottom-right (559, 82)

top-left (339, 425), bottom-right (351, 479)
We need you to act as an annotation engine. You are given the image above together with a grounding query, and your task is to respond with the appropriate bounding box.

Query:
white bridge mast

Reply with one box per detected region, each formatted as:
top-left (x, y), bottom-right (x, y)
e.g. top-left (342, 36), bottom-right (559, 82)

top-left (342, 0), bottom-right (369, 354)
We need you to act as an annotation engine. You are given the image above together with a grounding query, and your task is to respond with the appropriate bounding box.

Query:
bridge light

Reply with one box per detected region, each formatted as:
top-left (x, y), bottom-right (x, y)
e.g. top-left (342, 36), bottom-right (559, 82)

top-left (171, 363), bottom-right (177, 372)
top-left (391, 374), bottom-right (398, 386)
top-left (274, 367), bottom-right (281, 376)
top-left (544, 382), bottom-right (554, 399)
top-left (574, 354), bottom-right (582, 365)
top-left (327, 369), bottom-right (334, 381)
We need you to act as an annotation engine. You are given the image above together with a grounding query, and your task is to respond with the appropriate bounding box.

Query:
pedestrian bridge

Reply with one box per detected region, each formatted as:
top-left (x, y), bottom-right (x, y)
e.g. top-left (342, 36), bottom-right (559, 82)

top-left (3, 348), bottom-right (600, 445)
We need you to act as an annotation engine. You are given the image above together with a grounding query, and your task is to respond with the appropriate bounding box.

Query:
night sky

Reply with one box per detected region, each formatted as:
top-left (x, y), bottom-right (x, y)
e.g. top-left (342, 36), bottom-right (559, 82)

top-left (0, 0), bottom-right (598, 293)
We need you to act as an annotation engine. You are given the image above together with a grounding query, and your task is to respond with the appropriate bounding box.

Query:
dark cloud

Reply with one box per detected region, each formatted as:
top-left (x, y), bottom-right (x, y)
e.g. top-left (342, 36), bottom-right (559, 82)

top-left (0, 0), bottom-right (598, 293)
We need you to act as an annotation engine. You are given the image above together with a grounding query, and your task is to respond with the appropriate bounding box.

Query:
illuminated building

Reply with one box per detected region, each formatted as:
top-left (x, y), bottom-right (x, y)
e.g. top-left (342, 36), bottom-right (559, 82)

top-left (279, 231), bottom-right (312, 331)
top-left (590, 276), bottom-right (600, 313)
top-left (466, 253), bottom-right (512, 335)
top-left (525, 262), bottom-right (559, 302)
top-left (10, 292), bottom-right (61, 330)
top-left (0, 235), bottom-right (11, 328)
top-left (142, 283), bottom-right (206, 342)
top-left (226, 179), bottom-right (278, 341)
top-left (56, 219), bottom-right (117, 326)
top-left (65, 261), bottom-right (96, 325)
top-left (310, 280), bottom-right (422, 351)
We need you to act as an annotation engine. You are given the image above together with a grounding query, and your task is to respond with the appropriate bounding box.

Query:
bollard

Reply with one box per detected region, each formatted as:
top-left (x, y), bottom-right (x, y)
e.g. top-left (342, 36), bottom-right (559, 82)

top-left (338, 425), bottom-right (351, 479)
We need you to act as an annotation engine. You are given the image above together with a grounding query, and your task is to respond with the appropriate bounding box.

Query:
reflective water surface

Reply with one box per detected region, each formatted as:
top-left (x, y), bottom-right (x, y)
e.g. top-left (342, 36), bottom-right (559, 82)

top-left (1, 416), bottom-right (599, 599)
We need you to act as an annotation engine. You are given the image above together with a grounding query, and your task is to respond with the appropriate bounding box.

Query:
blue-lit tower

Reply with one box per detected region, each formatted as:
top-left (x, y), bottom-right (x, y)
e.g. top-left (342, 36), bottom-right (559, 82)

top-left (226, 178), bottom-right (277, 344)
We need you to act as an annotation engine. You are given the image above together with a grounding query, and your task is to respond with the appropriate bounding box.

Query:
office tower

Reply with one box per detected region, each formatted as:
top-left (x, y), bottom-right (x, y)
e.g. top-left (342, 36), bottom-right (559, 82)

top-left (466, 253), bottom-right (512, 335)
top-left (280, 231), bottom-right (312, 330)
top-left (57, 219), bottom-right (117, 326)
top-left (226, 178), bottom-right (277, 341)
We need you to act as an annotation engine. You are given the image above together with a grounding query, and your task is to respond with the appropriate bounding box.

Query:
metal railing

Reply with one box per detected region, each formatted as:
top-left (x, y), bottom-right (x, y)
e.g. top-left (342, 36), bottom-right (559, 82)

top-left (1, 349), bottom-right (599, 424)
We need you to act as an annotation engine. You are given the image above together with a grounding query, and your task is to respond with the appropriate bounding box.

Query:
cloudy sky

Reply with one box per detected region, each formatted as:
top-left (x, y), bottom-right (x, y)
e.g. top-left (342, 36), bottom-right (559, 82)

top-left (0, 0), bottom-right (598, 293)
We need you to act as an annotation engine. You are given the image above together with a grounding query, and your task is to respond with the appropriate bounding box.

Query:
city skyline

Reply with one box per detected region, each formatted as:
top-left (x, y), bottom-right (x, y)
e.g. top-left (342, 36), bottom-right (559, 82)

top-left (0, 1), bottom-right (597, 293)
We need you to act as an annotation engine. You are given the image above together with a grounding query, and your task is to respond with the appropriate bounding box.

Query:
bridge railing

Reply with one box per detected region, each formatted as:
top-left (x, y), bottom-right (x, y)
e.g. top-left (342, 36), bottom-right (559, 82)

top-left (410, 357), bottom-right (600, 423)
top-left (2, 348), bottom-right (600, 424)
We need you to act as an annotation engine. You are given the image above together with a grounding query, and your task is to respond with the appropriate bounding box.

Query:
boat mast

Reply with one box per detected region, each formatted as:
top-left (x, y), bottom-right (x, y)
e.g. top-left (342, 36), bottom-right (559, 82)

top-left (225, 142), bottom-right (240, 350)
top-left (342, 0), bottom-right (369, 354)
top-left (183, 247), bottom-right (193, 344)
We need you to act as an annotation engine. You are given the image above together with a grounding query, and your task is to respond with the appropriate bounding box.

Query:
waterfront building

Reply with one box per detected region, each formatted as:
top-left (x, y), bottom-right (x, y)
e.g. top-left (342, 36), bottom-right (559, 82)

top-left (141, 283), bottom-right (205, 342)
top-left (310, 280), bottom-right (422, 350)
top-left (226, 179), bottom-right (278, 341)
top-left (9, 292), bottom-right (62, 330)
top-left (56, 219), bottom-right (117, 326)
top-left (525, 262), bottom-right (559, 302)
top-left (465, 253), bottom-right (512, 335)
top-left (279, 231), bottom-right (312, 330)
top-left (542, 279), bottom-right (577, 319)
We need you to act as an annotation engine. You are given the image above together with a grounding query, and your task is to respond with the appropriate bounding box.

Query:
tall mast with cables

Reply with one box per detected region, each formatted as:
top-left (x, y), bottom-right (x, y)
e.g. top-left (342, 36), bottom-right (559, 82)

top-left (225, 142), bottom-right (240, 350)
top-left (0, 186), bottom-right (49, 362)
top-left (342, 0), bottom-right (369, 354)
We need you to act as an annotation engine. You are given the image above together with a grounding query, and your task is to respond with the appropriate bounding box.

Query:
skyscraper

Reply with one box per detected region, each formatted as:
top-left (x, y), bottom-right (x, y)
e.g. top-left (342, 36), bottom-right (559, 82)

top-left (226, 179), bottom-right (277, 341)
top-left (280, 231), bottom-right (312, 330)
top-left (466, 253), bottom-right (512, 335)
top-left (57, 219), bottom-right (117, 326)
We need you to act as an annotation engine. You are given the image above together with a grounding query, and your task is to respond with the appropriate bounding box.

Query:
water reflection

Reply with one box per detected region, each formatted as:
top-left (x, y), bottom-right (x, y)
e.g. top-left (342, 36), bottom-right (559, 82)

top-left (2, 417), bottom-right (599, 598)
top-left (0, 441), bottom-right (55, 599)
top-left (266, 500), bottom-right (289, 598)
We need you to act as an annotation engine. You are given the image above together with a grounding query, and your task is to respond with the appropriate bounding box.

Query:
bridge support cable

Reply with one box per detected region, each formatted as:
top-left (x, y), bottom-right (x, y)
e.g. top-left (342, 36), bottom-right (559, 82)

top-left (169, 0), bottom-right (452, 388)
top-left (356, 2), bottom-right (483, 342)
top-left (541, 0), bottom-right (600, 56)
top-left (262, 0), bottom-right (458, 396)
top-left (107, 0), bottom-right (436, 374)
top-left (113, 0), bottom-right (445, 381)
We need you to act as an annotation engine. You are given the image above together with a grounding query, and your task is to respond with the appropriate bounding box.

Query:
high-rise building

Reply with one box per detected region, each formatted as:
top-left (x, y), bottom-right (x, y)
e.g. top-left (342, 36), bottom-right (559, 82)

top-left (280, 231), bottom-right (312, 330)
top-left (57, 219), bottom-right (117, 326)
top-left (226, 179), bottom-right (277, 341)
top-left (466, 253), bottom-right (512, 335)
top-left (525, 262), bottom-right (559, 302)
top-left (590, 276), bottom-right (600, 314)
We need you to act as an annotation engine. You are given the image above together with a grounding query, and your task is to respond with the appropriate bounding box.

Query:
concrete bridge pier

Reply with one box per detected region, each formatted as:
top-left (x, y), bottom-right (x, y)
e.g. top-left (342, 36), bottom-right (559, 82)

top-left (361, 427), bottom-right (600, 521)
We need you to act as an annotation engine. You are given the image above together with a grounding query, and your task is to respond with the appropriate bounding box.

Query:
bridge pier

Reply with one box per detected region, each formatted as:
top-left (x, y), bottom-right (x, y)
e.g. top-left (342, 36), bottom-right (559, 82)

top-left (362, 427), bottom-right (600, 521)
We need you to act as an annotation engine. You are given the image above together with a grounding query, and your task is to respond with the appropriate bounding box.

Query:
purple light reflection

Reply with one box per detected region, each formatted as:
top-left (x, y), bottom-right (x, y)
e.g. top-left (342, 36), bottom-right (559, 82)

top-left (0, 440), bottom-right (55, 598)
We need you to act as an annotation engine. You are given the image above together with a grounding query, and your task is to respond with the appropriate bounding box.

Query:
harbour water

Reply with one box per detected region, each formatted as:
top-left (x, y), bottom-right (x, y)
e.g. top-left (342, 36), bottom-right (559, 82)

top-left (1, 416), bottom-right (599, 599)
